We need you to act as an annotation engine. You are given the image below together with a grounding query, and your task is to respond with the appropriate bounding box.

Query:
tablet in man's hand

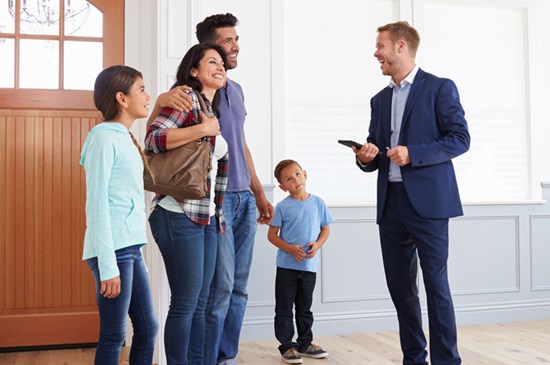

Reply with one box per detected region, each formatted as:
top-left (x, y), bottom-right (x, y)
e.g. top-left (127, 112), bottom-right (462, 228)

top-left (338, 140), bottom-right (364, 149)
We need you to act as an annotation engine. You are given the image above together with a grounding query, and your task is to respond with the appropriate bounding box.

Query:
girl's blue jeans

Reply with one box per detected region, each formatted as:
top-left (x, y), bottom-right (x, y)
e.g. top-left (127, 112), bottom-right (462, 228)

top-left (86, 245), bottom-right (158, 365)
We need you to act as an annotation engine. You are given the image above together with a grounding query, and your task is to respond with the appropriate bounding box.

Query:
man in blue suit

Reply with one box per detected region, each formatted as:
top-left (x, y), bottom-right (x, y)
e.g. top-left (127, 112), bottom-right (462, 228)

top-left (353, 21), bottom-right (470, 365)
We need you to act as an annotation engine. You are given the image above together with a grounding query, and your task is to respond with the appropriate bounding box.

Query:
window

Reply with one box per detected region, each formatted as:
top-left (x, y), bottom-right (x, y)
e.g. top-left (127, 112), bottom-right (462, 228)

top-left (0, 0), bottom-right (103, 91)
top-left (423, 1), bottom-right (529, 201)
top-left (284, 0), bottom-right (399, 205)
top-left (283, 0), bottom-right (537, 204)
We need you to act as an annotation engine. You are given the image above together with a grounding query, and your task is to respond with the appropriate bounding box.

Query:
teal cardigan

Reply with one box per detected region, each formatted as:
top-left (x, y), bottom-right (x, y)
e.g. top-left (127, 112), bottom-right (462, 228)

top-left (80, 122), bottom-right (148, 281)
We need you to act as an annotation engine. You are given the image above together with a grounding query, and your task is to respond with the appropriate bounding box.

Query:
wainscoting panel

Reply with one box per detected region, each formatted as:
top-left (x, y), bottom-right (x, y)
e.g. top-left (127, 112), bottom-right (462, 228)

top-left (247, 223), bottom-right (277, 308)
top-left (321, 218), bottom-right (388, 303)
top-left (448, 216), bottom-right (520, 295)
top-left (530, 214), bottom-right (550, 291)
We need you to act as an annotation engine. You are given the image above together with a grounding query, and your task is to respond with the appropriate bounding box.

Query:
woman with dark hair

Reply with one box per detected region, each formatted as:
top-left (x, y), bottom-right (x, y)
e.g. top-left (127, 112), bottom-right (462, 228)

top-left (145, 43), bottom-right (229, 365)
top-left (80, 65), bottom-right (158, 365)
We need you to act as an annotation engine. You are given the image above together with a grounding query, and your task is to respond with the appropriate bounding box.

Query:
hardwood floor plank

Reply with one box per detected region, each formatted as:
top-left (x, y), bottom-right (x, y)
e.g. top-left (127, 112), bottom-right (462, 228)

top-left (1, 320), bottom-right (549, 364)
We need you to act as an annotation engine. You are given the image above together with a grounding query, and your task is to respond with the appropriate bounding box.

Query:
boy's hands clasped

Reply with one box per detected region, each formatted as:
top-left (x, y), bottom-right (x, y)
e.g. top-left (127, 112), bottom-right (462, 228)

top-left (287, 242), bottom-right (321, 262)
top-left (306, 241), bottom-right (322, 258)
top-left (287, 244), bottom-right (306, 262)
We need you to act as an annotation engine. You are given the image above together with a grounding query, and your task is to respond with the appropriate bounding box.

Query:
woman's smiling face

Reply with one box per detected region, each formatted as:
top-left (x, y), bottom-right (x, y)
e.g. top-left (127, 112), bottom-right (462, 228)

top-left (191, 49), bottom-right (226, 92)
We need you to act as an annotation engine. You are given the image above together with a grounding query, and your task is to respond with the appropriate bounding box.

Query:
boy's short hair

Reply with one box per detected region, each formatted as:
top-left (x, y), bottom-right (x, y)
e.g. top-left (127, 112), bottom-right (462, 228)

top-left (274, 159), bottom-right (303, 183)
top-left (196, 13), bottom-right (239, 43)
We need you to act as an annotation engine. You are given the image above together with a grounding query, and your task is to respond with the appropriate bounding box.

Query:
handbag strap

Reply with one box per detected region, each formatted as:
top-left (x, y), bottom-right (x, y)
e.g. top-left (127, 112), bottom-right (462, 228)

top-left (129, 131), bottom-right (156, 184)
top-left (194, 90), bottom-right (217, 144)
top-left (194, 90), bottom-right (214, 118)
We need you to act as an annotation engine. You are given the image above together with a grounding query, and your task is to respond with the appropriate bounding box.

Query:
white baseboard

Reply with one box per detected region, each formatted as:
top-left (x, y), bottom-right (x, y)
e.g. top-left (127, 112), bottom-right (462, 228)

top-left (239, 300), bottom-right (550, 340)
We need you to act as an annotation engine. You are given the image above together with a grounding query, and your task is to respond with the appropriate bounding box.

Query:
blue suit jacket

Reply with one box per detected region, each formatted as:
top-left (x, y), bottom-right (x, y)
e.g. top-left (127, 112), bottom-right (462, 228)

top-left (359, 69), bottom-right (470, 223)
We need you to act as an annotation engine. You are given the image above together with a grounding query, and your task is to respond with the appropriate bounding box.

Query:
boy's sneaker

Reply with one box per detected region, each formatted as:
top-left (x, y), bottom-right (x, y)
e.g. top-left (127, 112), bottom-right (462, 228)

top-left (299, 343), bottom-right (329, 359)
top-left (282, 348), bottom-right (303, 364)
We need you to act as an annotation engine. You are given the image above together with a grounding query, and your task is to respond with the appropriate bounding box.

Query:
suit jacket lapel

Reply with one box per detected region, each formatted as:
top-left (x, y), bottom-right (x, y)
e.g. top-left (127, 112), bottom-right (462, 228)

top-left (380, 87), bottom-right (393, 147)
top-left (401, 69), bottom-right (426, 138)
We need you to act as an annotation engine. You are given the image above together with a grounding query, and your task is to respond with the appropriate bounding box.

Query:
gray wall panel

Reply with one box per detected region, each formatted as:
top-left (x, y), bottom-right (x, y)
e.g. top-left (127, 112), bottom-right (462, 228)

top-left (530, 214), bottom-right (550, 290)
top-left (449, 216), bottom-right (520, 295)
top-left (321, 219), bottom-right (388, 302)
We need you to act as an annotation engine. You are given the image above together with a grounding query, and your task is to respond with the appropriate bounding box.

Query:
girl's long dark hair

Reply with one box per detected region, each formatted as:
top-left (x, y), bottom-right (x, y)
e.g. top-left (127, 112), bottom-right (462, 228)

top-left (94, 65), bottom-right (142, 121)
top-left (93, 65), bottom-right (152, 177)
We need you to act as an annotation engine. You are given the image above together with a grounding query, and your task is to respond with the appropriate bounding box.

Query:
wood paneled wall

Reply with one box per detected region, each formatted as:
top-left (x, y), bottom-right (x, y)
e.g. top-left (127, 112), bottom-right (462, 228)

top-left (0, 110), bottom-right (100, 347)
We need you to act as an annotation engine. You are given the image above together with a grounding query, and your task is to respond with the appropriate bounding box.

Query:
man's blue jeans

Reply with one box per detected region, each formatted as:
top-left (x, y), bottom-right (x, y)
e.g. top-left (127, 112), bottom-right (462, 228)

top-left (204, 191), bottom-right (257, 364)
top-left (87, 245), bottom-right (158, 365)
top-left (149, 206), bottom-right (217, 365)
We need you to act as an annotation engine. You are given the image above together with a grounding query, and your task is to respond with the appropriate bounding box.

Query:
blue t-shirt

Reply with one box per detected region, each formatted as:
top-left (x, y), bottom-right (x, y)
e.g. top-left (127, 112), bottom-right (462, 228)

top-left (218, 78), bottom-right (250, 192)
top-left (270, 194), bottom-right (334, 272)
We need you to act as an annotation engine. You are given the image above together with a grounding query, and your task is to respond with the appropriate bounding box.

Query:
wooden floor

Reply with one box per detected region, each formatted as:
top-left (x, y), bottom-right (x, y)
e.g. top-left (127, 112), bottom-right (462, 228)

top-left (1, 320), bottom-right (550, 364)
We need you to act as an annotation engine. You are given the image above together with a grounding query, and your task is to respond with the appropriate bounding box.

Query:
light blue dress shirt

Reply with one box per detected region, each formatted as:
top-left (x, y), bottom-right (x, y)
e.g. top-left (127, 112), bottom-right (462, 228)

top-left (388, 65), bottom-right (419, 182)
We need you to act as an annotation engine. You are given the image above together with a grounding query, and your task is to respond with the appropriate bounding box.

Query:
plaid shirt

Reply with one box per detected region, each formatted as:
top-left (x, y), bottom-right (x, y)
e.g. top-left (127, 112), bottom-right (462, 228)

top-left (145, 91), bottom-right (228, 231)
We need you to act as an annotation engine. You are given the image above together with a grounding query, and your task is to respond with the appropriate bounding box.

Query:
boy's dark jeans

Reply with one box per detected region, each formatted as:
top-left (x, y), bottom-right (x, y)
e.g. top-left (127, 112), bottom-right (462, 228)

top-left (274, 267), bottom-right (317, 354)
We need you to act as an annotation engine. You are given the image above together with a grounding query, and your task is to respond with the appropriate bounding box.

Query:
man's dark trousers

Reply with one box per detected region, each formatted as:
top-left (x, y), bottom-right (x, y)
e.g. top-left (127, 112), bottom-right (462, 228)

top-left (379, 182), bottom-right (461, 365)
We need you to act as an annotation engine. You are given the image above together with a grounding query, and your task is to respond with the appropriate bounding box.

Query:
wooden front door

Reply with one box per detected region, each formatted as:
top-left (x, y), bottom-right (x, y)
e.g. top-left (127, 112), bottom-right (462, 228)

top-left (0, 0), bottom-right (123, 348)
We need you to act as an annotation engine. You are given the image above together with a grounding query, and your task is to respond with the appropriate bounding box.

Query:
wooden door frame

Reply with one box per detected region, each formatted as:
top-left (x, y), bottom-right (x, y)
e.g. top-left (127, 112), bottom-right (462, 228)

top-left (0, 0), bottom-right (124, 349)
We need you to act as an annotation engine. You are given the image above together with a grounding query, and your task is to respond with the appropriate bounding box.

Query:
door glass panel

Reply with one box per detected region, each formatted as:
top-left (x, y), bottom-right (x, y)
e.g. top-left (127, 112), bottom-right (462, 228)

top-left (64, 41), bottom-right (102, 90)
top-left (0, 0), bottom-right (15, 33)
top-left (0, 38), bottom-right (14, 87)
top-left (64, 0), bottom-right (102, 37)
top-left (20, 39), bottom-right (59, 89)
top-left (20, 0), bottom-right (60, 35)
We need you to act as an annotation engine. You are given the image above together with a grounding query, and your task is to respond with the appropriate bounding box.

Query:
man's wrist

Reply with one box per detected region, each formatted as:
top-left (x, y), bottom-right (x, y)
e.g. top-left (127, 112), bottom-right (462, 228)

top-left (356, 156), bottom-right (370, 167)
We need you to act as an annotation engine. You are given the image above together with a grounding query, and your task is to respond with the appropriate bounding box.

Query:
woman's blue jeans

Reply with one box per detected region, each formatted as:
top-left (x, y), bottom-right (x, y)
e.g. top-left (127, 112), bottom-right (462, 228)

top-left (86, 245), bottom-right (158, 365)
top-left (149, 206), bottom-right (217, 365)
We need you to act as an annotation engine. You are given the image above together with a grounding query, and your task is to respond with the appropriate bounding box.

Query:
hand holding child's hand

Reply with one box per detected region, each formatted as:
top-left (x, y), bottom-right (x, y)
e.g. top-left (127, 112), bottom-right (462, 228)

top-left (306, 242), bottom-right (321, 258)
top-left (288, 244), bottom-right (306, 262)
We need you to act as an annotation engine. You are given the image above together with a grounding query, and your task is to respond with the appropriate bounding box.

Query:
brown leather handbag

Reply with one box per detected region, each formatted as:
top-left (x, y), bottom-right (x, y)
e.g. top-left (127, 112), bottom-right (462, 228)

top-left (143, 91), bottom-right (212, 201)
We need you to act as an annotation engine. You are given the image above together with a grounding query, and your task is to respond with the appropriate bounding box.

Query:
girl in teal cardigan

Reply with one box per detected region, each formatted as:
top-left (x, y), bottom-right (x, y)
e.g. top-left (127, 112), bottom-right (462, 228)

top-left (80, 65), bottom-right (158, 365)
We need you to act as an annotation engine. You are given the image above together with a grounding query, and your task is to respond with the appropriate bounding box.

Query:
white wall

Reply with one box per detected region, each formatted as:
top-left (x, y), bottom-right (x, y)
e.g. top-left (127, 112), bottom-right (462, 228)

top-left (125, 0), bottom-right (550, 363)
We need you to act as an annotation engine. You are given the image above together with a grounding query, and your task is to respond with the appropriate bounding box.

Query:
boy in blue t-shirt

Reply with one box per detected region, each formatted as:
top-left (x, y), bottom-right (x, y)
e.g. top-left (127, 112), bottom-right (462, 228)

top-left (268, 159), bottom-right (334, 364)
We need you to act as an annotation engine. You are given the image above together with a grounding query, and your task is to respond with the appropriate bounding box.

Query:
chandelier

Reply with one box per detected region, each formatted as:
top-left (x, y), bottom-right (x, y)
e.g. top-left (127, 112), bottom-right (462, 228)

top-left (8, 0), bottom-right (91, 34)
